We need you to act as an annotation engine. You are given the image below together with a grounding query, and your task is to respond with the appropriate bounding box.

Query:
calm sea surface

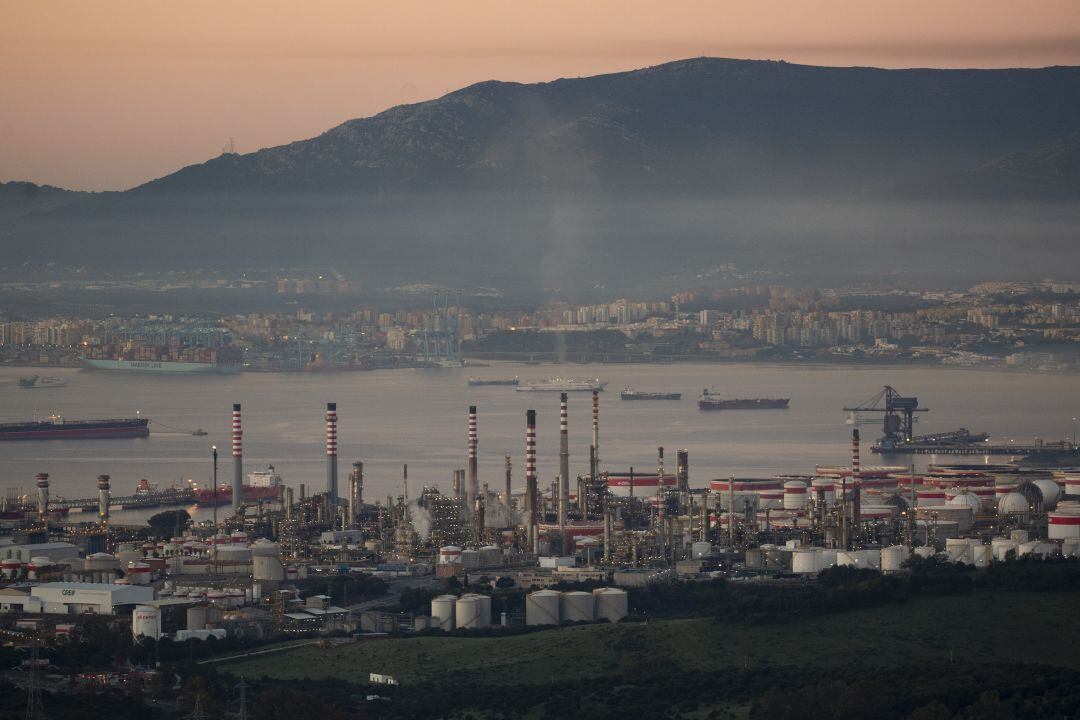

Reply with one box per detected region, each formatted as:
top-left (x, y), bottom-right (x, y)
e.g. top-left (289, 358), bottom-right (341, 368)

top-left (2, 363), bottom-right (1077, 522)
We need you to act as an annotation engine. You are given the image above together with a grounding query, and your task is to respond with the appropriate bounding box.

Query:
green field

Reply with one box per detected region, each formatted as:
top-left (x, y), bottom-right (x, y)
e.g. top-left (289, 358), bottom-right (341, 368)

top-left (222, 590), bottom-right (1080, 686)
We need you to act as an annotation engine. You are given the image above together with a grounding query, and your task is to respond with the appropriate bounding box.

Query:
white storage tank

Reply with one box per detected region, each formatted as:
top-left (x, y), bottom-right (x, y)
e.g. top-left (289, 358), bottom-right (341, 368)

top-left (561, 591), bottom-right (595, 623)
top-left (526, 589), bottom-right (561, 626)
top-left (1017, 540), bottom-right (1041, 557)
top-left (880, 545), bottom-right (910, 573)
top-left (455, 593), bottom-right (491, 629)
top-left (253, 554), bottom-right (285, 581)
top-left (1062, 538), bottom-right (1080, 558)
top-left (127, 561), bottom-right (152, 585)
top-left (438, 546), bottom-right (462, 565)
top-left (913, 546), bottom-right (936, 559)
top-left (792, 548), bottom-right (822, 574)
top-left (186, 606), bottom-right (207, 630)
top-left (998, 493), bottom-right (1030, 517)
top-left (970, 543), bottom-right (991, 568)
top-left (946, 492), bottom-right (982, 516)
top-left (430, 595), bottom-right (456, 631)
top-left (1048, 510), bottom-right (1080, 540)
top-left (991, 538), bottom-right (1020, 561)
top-left (132, 605), bottom-right (161, 640)
top-left (782, 480), bottom-right (808, 511)
top-left (592, 587), bottom-right (628, 623)
top-left (945, 538), bottom-right (972, 564)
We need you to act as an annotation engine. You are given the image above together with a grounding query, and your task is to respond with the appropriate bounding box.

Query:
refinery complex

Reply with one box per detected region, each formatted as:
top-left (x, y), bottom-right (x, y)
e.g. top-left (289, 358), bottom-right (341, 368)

top-left (1, 388), bottom-right (1078, 647)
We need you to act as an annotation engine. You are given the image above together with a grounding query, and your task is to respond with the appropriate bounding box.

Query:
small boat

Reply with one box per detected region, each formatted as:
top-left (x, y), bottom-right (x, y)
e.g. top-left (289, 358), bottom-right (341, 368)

top-left (19, 375), bottom-right (69, 389)
top-left (620, 387), bottom-right (682, 401)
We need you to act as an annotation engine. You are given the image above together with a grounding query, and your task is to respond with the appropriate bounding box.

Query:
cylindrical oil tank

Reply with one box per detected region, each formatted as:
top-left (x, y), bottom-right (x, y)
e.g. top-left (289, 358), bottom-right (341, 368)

top-left (132, 605), bottom-right (161, 640)
top-left (207, 590), bottom-right (228, 606)
top-left (970, 543), bottom-right (990, 568)
top-left (991, 538), bottom-right (1020, 561)
top-left (914, 546), bottom-right (936, 559)
top-left (438, 546), bottom-right (462, 565)
top-left (945, 538), bottom-right (972, 564)
top-left (1062, 537), bottom-right (1080, 558)
top-left (455, 593), bottom-right (490, 629)
top-left (526, 589), bottom-right (561, 626)
top-left (744, 548), bottom-right (763, 568)
top-left (880, 546), bottom-right (909, 573)
top-left (1010, 529), bottom-right (1030, 542)
top-left (127, 561), bottom-right (151, 585)
top-left (783, 480), bottom-right (808, 511)
top-left (592, 587), bottom-right (628, 623)
top-left (1048, 510), bottom-right (1080, 540)
top-left (1018, 540), bottom-right (1040, 557)
top-left (561, 591), bottom-right (595, 623)
top-left (1065, 475), bottom-right (1080, 497)
top-left (792, 548), bottom-right (821, 574)
top-left (430, 595), bottom-right (456, 631)
top-left (253, 555), bottom-right (285, 581)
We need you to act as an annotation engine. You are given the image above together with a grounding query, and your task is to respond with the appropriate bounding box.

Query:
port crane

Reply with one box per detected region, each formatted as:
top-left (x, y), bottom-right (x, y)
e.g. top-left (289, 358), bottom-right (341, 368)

top-left (843, 386), bottom-right (928, 448)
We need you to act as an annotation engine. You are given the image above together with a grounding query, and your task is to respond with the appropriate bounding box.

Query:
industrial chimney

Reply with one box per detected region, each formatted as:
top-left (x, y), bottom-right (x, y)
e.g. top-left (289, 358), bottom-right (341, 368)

top-left (525, 409), bottom-right (538, 553)
top-left (97, 474), bottom-right (111, 527)
top-left (558, 393), bottom-right (569, 530)
top-left (231, 403), bottom-right (243, 516)
top-left (349, 461), bottom-right (364, 527)
top-left (851, 429), bottom-right (862, 539)
top-left (35, 473), bottom-right (49, 526)
top-left (591, 389), bottom-right (600, 474)
top-left (467, 406), bottom-right (478, 511)
top-left (326, 403), bottom-right (338, 507)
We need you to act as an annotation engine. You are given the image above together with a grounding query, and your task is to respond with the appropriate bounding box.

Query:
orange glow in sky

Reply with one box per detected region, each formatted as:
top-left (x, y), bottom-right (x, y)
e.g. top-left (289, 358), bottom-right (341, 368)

top-left (3, 0), bottom-right (1079, 190)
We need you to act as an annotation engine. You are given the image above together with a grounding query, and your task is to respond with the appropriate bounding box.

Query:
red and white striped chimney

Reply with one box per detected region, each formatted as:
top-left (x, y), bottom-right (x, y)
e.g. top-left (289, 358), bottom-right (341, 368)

top-left (35, 473), bottom-right (49, 525)
top-left (592, 389), bottom-right (600, 472)
top-left (851, 428), bottom-right (862, 529)
top-left (231, 404), bottom-right (243, 515)
top-left (467, 405), bottom-right (478, 510)
top-left (526, 409), bottom-right (537, 552)
top-left (559, 393), bottom-right (569, 528)
top-left (326, 403), bottom-right (338, 505)
top-left (98, 474), bottom-right (111, 527)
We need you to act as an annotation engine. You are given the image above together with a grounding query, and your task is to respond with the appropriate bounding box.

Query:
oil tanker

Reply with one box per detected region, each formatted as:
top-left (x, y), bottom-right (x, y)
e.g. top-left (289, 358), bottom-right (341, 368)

top-left (698, 389), bottom-right (789, 410)
top-left (0, 416), bottom-right (150, 441)
top-left (195, 465), bottom-right (283, 507)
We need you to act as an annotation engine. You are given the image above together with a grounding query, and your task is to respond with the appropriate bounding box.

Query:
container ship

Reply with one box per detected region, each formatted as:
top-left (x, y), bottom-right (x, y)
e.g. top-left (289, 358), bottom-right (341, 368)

top-left (81, 341), bottom-right (241, 374)
top-left (516, 378), bottom-right (607, 392)
top-left (620, 387), bottom-right (681, 400)
top-left (698, 389), bottom-right (789, 410)
top-left (0, 416), bottom-right (150, 441)
top-left (195, 465), bottom-right (283, 507)
top-left (468, 377), bottom-right (520, 386)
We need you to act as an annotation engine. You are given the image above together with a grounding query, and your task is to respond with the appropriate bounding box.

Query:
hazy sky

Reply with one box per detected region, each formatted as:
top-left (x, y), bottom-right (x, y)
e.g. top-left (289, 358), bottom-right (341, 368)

top-left (3, 0), bottom-right (1080, 191)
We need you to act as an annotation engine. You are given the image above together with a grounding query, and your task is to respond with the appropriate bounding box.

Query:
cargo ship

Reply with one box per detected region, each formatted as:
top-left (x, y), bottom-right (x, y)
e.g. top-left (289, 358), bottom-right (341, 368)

top-left (195, 465), bottom-right (282, 507)
top-left (516, 378), bottom-right (607, 392)
top-left (19, 375), bottom-right (70, 389)
top-left (468, 377), bottom-right (520, 386)
top-left (81, 341), bottom-right (241, 374)
top-left (0, 416), bottom-right (150, 441)
top-left (698, 389), bottom-right (789, 410)
top-left (620, 387), bottom-right (681, 401)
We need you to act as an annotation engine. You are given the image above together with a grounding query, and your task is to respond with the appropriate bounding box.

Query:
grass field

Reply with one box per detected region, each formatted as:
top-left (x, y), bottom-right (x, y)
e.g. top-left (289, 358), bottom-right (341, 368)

top-left (221, 590), bottom-right (1080, 686)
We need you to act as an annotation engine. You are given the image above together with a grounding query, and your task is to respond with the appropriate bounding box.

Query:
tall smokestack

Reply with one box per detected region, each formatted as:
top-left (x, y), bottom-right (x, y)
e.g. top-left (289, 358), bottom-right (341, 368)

top-left (591, 390), bottom-right (600, 474)
top-left (559, 393), bottom-right (569, 530)
top-left (851, 429), bottom-right (862, 539)
top-left (525, 409), bottom-right (537, 553)
top-left (467, 406), bottom-right (478, 511)
top-left (350, 461), bottom-right (363, 527)
top-left (231, 404), bottom-right (243, 516)
top-left (656, 446), bottom-right (666, 560)
top-left (504, 454), bottom-right (512, 508)
top-left (35, 473), bottom-right (49, 526)
top-left (97, 474), bottom-right (111, 527)
top-left (326, 403), bottom-right (338, 507)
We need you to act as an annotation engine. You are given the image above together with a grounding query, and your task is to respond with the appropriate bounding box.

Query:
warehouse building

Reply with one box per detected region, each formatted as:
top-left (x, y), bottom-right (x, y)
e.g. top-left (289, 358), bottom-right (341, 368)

top-left (25, 582), bottom-right (154, 614)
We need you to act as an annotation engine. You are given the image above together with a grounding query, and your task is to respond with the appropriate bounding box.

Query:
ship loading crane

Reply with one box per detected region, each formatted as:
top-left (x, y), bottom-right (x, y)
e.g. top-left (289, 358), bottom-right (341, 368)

top-left (843, 386), bottom-right (928, 449)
